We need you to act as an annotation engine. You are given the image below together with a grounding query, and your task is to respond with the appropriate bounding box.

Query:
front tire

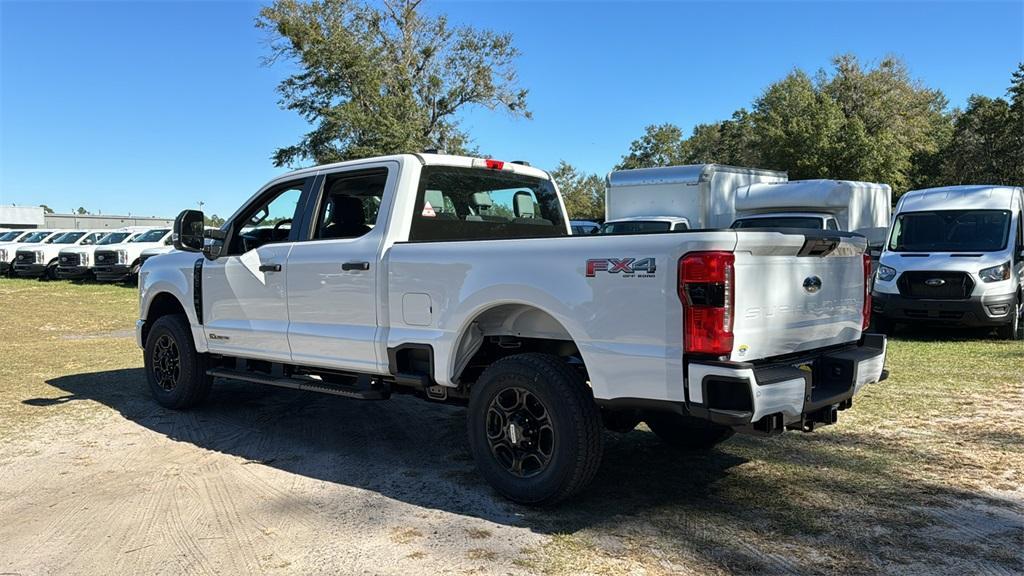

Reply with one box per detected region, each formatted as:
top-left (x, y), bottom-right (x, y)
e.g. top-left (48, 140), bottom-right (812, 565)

top-left (645, 411), bottom-right (735, 450)
top-left (467, 353), bottom-right (604, 506)
top-left (144, 314), bottom-right (211, 410)
top-left (996, 298), bottom-right (1022, 340)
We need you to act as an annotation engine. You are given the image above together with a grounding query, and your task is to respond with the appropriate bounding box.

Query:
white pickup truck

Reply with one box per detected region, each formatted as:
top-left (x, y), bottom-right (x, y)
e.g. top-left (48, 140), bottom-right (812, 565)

top-left (138, 153), bottom-right (887, 504)
top-left (93, 228), bottom-right (173, 282)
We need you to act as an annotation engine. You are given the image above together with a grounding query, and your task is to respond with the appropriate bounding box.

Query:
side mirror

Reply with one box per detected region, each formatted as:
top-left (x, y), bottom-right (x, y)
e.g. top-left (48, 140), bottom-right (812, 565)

top-left (173, 210), bottom-right (205, 252)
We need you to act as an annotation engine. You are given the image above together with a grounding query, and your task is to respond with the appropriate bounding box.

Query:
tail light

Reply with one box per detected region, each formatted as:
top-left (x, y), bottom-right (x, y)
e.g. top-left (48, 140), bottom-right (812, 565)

top-left (862, 253), bottom-right (872, 330)
top-left (679, 251), bottom-right (735, 356)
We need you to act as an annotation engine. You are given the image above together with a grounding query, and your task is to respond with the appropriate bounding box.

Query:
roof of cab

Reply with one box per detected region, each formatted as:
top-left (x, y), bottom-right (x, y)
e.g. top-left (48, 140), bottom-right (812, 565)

top-left (273, 153), bottom-right (551, 184)
top-left (898, 185), bottom-right (1023, 212)
top-left (607, 164), bottom-right (787, 188)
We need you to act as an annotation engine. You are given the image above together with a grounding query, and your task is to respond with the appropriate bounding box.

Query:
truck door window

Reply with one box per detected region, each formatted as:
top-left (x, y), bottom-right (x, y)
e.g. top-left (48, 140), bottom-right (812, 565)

top-left (410, 167), bottom-right (567, 242)
top-left (826, 218), bottom-right (838, 231)
top-left (312, 169), bottom-right (388, 240)
top-left (228, 181), bottom-right (305, 255)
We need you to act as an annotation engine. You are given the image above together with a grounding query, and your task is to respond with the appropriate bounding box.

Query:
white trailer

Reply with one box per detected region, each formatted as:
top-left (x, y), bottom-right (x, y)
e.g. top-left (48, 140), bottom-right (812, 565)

top-left (605, 164), bottom-right (788, 230)
top-left (731, 179), bottom-right (892, 247)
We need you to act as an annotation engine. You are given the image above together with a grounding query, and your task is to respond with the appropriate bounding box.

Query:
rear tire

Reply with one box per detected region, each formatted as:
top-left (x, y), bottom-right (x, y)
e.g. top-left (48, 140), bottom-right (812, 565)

top-left (144, 313), bottom-right (211, 410)
top-left (996, 298), bottom-right (1022, 340)
top-left (645, 411), bottom-right (735, 450)
top-left (467, 353), bottom-right (603, 506)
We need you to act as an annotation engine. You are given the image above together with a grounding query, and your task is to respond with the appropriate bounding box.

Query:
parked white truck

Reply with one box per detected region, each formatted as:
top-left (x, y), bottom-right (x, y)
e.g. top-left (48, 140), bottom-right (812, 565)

top-left (13, 230), bottom-right (107, 279)
top-left (138, 153), bottom-right (887, 504)
top-left (872, 185), bottom-right (1023, 339)
top-left (0, 230), bottom-right (39, 275)
top-left (730, 179), bottom-right (892, 249)
top-left (603, 164), bottom-right (787, 231)
top-left (56, 229), bottom-right (143, 280)
top-left (93, 228), bottom-right (172, 282)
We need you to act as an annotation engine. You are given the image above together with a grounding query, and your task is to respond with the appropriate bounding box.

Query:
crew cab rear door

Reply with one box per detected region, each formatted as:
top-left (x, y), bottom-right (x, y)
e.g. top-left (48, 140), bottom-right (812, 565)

top-left (285, 162), bottom-right (398, 374)
top-left (730, 230), bottom-right (867, 361)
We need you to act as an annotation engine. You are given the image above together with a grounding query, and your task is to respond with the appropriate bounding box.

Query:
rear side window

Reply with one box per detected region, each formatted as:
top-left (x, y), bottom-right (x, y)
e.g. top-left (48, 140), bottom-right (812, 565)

top-left (409, 167), bottom-right (567, 242)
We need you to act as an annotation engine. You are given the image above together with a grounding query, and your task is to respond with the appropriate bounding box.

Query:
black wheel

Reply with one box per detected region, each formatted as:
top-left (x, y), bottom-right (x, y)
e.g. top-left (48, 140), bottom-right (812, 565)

top-left (42, 261), bottom-right (58, 281)
top-left (996, 298), bottom-right (1022, 340)
top-left (467, 353), bottom-right (603, 506)
top-left (144, 313), bottom-right (211, 409)
top-left (645, 411), bottom-right (735, 450)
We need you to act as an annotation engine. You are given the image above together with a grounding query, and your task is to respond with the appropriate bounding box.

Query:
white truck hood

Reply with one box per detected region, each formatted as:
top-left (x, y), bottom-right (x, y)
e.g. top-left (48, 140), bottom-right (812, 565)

top-left (878, 251), bottom-right (1009, 272)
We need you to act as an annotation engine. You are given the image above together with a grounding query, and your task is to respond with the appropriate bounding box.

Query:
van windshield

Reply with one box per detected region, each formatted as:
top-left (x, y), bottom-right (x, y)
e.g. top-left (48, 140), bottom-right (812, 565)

top-left (98, 232), bottom-right (132, 245)
top-left (732, 216), bottom-right (823, 229)
top-left (599, 220), bottom-right (672, 234)
top-left (889, 210), bottom-right (1011, 252)
top-left (0, 231), bottom-right (22, 241)
top-left (130, 229), bottom-right (170, 243)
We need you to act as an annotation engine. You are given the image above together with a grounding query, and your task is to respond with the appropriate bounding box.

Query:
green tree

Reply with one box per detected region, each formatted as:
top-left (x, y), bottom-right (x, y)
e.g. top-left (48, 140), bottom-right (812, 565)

top-left (679, 109), bottom-right (759, 166)
top-left (204, 214), bottom-right (226, 228)
top-left (549, 161), bottom-right (604, 220)
top-left (257, 0), bottom-right (530, 167)
top-left (76, 207), bottom-right (88, 215)
top-left (616, 123), bottom-right (686, 170)
top-left (39, 204), bottom-right (54, 214)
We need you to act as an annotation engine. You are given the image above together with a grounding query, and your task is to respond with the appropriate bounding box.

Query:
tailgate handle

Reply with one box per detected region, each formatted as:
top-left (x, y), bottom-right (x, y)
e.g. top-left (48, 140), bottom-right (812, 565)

top-left (259, 264), bottom-right (282, 272)
top-left (798, 237), bottom-right (840, 257)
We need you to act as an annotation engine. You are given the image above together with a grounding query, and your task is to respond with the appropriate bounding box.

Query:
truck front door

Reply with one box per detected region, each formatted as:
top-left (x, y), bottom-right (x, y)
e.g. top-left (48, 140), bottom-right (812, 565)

top-left (203, 178), bottom-right (309, 362)
top-left (285, 163), bottom-right (397, 374)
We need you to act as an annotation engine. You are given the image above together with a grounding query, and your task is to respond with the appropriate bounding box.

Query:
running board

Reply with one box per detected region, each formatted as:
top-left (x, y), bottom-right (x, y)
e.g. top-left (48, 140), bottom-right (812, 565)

top-left (207, 368), bottom-right (390, 400)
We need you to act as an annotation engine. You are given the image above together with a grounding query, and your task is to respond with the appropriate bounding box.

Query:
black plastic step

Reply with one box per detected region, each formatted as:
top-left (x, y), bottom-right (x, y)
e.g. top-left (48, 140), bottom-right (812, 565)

top-left (207, 368), bottom-right (390, 400)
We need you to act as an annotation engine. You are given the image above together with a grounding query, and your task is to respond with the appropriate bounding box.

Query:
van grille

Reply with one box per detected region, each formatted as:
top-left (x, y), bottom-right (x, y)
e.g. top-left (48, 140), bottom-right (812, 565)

top-left (897, 271), bottom-right (973, 300)
top-left (94, 250), bottom-right (117, 265)
top-left (60, 253), bottom-right (82, 266)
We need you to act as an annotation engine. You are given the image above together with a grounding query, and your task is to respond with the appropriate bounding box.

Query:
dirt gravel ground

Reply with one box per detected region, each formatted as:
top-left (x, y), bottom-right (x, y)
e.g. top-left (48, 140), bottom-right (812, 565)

top-left (1, 279), bottom-right (1022, 575)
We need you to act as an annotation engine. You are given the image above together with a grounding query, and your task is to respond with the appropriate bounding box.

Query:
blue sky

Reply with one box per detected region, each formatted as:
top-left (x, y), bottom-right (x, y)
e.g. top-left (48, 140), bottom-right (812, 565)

top-left (1, 0), bottom-right (1021, 218)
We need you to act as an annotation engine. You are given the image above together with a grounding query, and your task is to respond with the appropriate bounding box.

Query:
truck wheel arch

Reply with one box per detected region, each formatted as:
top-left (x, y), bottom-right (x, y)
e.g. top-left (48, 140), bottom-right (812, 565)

top-left (450, 303), bottom-right (586, 385)
top-left (141, 292), bottom-right (188, 346)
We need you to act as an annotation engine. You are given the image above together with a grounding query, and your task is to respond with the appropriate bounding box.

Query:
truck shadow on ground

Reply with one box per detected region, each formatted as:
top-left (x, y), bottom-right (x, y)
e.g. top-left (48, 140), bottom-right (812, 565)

top-left (37, 368), bottom-right (1023, 574)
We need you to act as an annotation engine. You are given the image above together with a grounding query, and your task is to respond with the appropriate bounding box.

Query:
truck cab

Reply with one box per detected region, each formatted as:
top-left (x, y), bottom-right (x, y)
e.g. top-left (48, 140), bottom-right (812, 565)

top-left (872, 185), bottom-right (1024, 339)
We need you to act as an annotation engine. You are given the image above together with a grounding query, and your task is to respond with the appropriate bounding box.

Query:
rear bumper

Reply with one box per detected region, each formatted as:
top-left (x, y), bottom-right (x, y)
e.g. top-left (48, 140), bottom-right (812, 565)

top-left (872, 290), bottom-right (1015, 327)
top-left (93, 264), bottom-right (131, 281)
top-left (684, 334), bottom-right (887, 434)
top-left (13, 263), bottom-right (46, 277)
top-left (56, 265), bottom-right (91, 278)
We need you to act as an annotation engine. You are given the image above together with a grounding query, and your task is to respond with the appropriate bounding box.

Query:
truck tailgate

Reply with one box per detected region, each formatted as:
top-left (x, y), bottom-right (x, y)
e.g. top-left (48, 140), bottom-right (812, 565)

top-left (730, 231), bottom-right (866, 362)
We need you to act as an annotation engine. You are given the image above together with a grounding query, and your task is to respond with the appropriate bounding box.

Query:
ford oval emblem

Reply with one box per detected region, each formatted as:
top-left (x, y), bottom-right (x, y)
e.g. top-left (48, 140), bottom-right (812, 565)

top-left (924, 278), bottom-right (946, 287)
top-left (803, 275), bottom-right (822, 294)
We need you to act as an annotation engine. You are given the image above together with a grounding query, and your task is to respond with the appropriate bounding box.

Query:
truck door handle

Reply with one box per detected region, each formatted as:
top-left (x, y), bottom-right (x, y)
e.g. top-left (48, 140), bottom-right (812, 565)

top-left (259, 264), bottom-right (282, 272)
top-left (342, 261), bottom-right (370, 271)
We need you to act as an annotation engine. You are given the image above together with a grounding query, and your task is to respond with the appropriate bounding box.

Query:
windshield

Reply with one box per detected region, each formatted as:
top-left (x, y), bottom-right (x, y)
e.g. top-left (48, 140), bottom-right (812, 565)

top-left (97, 232), bottom-right (132, 245)
top-left (889, 210), bottom-right (1011, 252)
top-left (0, 231), bottom-right (22, 242)
top-left (21, 231), bottom-right (52, 243)
top-left (130, 229), bottom-right (170, 243)
top-left (51, 231), bottom-right (87, 244)
top-left (600, 221), bottom-right (672, 235)
top-left (731, 216), bottom-right (824, 229)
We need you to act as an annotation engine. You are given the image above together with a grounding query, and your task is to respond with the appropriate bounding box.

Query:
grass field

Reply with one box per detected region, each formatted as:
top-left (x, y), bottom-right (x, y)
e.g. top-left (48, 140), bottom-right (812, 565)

top-left (0, 276), bottom-right (1021, 575)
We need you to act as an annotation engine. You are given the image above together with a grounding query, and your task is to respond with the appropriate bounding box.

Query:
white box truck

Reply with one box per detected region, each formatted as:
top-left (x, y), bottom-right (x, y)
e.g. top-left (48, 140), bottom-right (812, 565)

top-left (604, 164), bottom-right (788, 231)
top-left (731, 179), bottom-right (892, 249)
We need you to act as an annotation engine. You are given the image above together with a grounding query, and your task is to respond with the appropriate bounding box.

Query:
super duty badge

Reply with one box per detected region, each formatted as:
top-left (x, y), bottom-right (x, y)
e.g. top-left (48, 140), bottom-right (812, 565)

top-left (585, 258), bottom-right (657, 278)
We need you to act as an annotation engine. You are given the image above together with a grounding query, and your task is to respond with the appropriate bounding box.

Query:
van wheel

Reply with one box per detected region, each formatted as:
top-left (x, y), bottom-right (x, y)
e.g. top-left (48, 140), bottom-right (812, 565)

top-left (42, 261), bottom-right (58, 281)
top-left (144, 314), bottom-right (212, 409)
top-left (997, 299), bottom-right (1022, 340)
top-left (467, 353), bottom-right (603, 506)
top-left (645, 412), bottom-right (735, 450)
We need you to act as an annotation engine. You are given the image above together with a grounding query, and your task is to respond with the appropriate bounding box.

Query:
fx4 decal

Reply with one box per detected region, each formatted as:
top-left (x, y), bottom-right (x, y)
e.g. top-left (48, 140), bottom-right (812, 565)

top-left (585, 257), bottom-right (657, 278)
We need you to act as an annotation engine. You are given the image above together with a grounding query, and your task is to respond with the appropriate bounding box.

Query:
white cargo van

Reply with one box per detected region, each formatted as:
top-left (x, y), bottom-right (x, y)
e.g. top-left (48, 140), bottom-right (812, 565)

top-left (872, 185), bottom-right (1024, 339)
top-left (730, 180), bottom-right (892, 249)
top-left (605, 164), bottom-right (787, 230)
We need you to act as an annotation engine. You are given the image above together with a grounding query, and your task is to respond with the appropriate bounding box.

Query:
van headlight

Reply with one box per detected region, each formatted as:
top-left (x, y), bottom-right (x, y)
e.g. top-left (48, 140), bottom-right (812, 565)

top-left (116, 250), bottom-right (128, 264)
top-left (876, 264), bottom-right (897, 282)
top-left (979, 261), bottom-right (1011, 283)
